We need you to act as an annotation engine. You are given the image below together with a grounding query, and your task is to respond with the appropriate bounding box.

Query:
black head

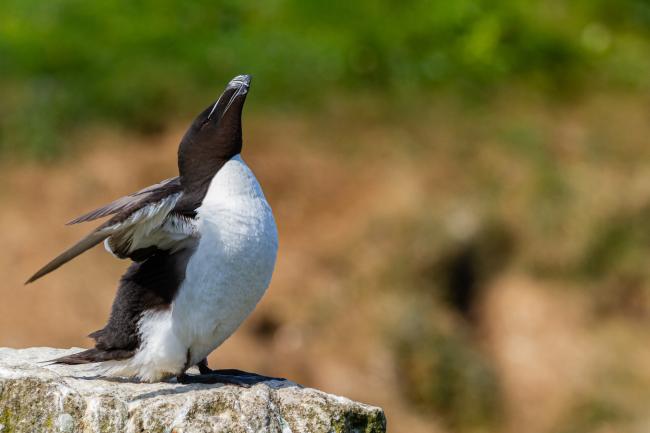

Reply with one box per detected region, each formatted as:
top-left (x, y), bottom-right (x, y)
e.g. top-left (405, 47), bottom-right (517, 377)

top-left (177, 74), bottom-right (251, 194)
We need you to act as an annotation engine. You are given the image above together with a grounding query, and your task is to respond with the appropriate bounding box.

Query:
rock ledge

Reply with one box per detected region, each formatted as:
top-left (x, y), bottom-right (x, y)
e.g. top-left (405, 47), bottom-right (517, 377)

top-left (0, 347), bottom-right (386, 433)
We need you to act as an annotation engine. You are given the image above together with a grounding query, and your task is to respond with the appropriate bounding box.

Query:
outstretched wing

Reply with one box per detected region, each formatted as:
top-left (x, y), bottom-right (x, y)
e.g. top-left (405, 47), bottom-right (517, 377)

top-left (26, 178), bottom-right (197, 284)
top-left (66, 177), bottom-right (181, 225)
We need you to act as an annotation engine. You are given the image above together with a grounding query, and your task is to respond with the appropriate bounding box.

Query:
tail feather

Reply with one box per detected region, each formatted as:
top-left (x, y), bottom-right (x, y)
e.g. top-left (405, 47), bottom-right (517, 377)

top-left (50, 348), bottom-right (135, 365)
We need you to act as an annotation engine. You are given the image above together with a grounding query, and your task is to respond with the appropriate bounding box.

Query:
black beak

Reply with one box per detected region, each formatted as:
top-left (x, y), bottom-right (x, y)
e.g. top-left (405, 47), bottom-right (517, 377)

top-left (206, 74), bottom-right (252, 121)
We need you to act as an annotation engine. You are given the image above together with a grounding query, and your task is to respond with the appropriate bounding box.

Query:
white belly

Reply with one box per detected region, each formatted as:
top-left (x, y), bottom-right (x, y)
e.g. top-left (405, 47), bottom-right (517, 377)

top-left (172, 195), bottom-right (278, 366)
top-left (105, 155), bottom-right (278, 382)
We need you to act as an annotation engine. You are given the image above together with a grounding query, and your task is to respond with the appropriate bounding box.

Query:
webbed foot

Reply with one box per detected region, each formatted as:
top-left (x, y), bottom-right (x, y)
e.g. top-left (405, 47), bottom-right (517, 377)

top-left (177, 359), bottom-right (287, 387)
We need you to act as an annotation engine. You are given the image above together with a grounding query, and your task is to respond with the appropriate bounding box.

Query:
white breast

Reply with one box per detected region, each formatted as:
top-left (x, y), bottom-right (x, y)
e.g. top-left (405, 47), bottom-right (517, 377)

top-left (97, 155), bottom-right (278, 382)
top-left (171, 154), bottom-right (278, 365)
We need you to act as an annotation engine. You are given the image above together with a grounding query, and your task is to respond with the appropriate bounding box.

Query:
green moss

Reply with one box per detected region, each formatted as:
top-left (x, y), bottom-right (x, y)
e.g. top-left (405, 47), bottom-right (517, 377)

top-left (331, 410), bottom-right (387, 433)
top-left (332, 417), bottom-right (345, 433)
top-left (97, 410), bottom-right (121, 433)
top-left (1, 408), bottom-right (14, 433)
top-left (365, 411), bottom-right (387, 433)
top-left (0, 378), bottom-right (85, 433)
top-left (187, 397), bottom-right (233, 418)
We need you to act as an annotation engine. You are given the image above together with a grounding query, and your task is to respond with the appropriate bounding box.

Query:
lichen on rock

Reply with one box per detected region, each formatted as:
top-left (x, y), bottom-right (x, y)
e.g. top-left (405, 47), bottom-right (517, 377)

top-left (0, 347), bottom-right (386, 433)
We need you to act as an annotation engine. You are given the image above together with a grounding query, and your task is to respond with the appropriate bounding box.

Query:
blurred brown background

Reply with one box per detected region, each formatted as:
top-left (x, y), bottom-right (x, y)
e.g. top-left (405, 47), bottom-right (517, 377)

top-left (2, 2), bottom-right (650, 433)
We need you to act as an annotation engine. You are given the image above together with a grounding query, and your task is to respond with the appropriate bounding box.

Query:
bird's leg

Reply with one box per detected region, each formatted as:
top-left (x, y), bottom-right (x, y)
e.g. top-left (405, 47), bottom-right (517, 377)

top-left (176, 358), bottom-right (287, 386)
top-left (197, 358), bottom-right (212, 375)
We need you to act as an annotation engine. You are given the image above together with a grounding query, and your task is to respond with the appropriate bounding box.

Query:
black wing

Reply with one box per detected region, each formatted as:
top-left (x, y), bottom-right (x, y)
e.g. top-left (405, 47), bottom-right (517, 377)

top-left (26, 177), bottom-right (195, 284)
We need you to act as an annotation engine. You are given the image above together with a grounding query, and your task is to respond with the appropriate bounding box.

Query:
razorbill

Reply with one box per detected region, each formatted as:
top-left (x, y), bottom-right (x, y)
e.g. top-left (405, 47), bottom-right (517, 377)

top-left (26, 75), bottom-right (281, 385)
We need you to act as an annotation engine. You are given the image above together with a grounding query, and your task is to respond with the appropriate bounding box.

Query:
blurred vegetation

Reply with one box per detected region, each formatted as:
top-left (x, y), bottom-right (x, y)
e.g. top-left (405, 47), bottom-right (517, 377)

top-left (554, 397), bottom-right (629, 433)
top-left (396, 323), bottom-right (502, 430)
top-left (2, 0), bottom-right (650, 157)
top-left (363, 209), bottom-right (511, 428)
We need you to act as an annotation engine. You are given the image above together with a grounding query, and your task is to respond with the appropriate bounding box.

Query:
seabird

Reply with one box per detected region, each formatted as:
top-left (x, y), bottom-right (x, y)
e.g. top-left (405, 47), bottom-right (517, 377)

top-left (26, 74), bottom-right (280, 385)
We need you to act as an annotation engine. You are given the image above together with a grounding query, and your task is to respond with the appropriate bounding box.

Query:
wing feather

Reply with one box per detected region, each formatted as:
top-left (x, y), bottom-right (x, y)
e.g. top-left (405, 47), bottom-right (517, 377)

top-left (104, 192), bottom-right (185, 258)
top-left (25, 230), bottom-right (110, 284)
top-left (66, 177), bottom-right (181, 225)
top-left (26, 178), bottom-right (196, 284)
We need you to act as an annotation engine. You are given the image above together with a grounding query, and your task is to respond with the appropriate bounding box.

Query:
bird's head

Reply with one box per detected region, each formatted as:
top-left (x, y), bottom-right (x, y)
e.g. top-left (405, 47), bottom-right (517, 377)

top-left (177, 75), bottom-right (251, 188)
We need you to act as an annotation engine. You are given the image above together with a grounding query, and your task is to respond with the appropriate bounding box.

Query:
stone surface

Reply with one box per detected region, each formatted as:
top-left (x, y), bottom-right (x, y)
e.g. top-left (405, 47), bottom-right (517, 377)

top-left (0, 347), bottom-right (386, 433)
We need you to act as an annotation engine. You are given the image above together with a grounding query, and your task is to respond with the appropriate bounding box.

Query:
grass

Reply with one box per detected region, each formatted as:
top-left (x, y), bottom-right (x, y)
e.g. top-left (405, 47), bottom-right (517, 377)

top-left (1, 0), bottom-right (650, 157)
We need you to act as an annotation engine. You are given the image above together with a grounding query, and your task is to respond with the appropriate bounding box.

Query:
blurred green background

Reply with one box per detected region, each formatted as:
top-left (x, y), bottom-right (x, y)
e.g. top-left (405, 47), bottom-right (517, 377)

top-left (2, 2), bottom-right (650, 433)
top-left (2, 0), bottom-right (649, 156)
